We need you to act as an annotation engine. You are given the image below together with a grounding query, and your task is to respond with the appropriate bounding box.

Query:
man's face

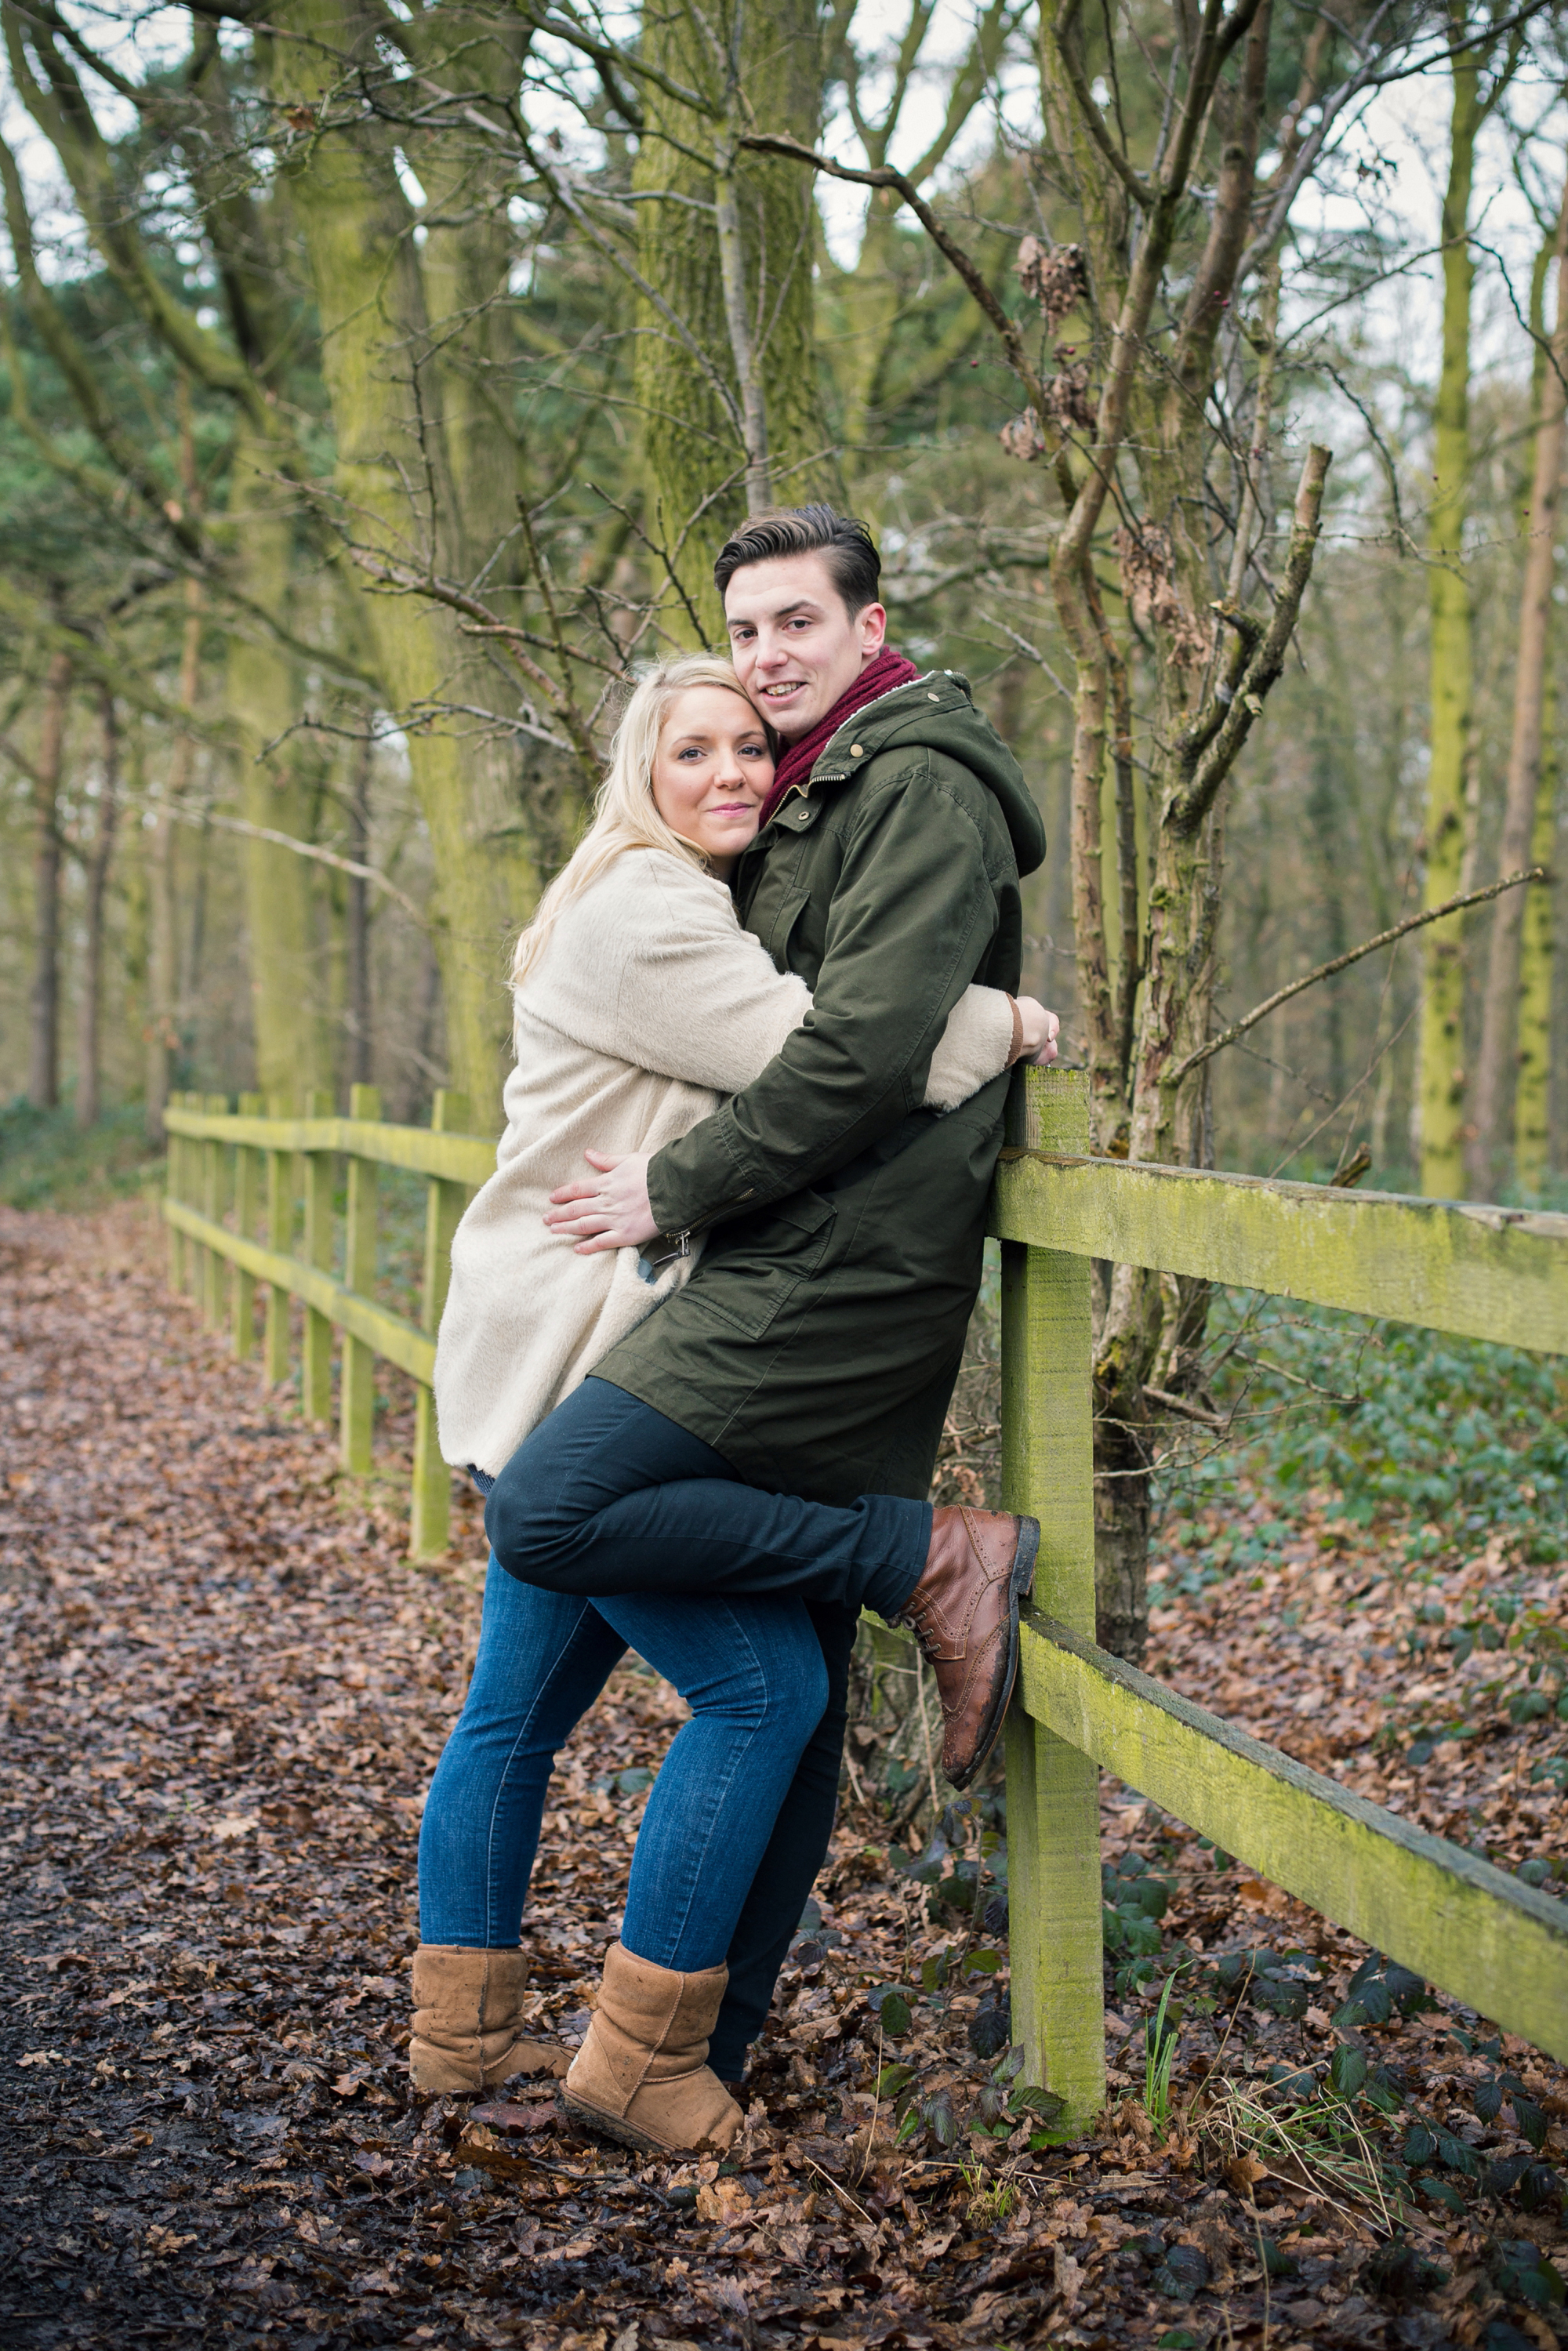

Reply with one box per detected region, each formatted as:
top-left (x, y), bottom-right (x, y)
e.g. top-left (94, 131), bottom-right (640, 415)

top-left (723, 552), bottom-right (887, 740)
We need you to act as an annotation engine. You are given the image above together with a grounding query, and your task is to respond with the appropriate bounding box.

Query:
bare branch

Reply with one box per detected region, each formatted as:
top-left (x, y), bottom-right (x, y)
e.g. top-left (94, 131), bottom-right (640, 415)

top-left (136, 800), bottom-right (429, 927)
top-left (735, 132), bottom-right (1049, 415)
top-left (344, 546), bottom-right (602, 782)
top-left (1144, 1384), bottom-right (1228, 1431)
top-left (1050, 0), bottom-right (1158, 209)
top-left (1167, 443), bottom-right (1331, 835)
top-left (1171, 867), bottom-right (1548, 1084)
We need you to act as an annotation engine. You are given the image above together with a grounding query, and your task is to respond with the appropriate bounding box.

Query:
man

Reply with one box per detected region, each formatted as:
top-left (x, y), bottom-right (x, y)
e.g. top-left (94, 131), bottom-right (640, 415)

top-left (487, 504), bottom-right (1051, 2105)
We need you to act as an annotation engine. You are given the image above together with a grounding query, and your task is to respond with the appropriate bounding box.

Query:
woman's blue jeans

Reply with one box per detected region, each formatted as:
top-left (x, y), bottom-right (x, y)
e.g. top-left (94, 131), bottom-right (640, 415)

top-left (418, 1556), bottom-right (840, 2074)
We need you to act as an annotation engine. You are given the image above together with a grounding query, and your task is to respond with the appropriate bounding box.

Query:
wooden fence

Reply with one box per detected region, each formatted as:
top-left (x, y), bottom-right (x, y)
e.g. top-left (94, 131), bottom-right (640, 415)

top-left (161, 1067), bottom-right (1568, 2127)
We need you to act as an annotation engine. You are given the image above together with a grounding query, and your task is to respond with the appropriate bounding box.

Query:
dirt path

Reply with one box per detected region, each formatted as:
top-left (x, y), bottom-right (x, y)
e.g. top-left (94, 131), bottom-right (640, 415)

top-left (2, 1206), bottom-right (1564, 2351)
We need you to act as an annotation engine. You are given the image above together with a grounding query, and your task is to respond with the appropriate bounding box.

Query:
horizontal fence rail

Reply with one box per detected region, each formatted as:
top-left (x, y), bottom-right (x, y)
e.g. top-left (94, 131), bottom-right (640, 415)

top-left (162, 1087), bottom-right (491, 1558)
top-left (160, 1065), bottom-right (1568, 2130)
top-left (991, 1151), bottom-right (1568, 1355)
top-left (1019, 1615), bottom-right (1568, 2063)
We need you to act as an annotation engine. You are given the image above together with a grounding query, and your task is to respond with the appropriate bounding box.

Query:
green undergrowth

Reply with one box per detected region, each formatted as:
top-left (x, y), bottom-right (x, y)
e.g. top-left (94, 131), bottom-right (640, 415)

top-left (1111, 1907), bottom-right (1568, 2254)
top-left (1189, 1297), bottom-right (1568, 1569)
top-left (0, 1095), bottom-right (163, 1210)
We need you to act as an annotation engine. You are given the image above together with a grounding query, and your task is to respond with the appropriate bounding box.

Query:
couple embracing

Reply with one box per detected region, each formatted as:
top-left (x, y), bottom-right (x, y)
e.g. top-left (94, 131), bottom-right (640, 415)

top-left (416, 505), bottom-right (1058, 2160)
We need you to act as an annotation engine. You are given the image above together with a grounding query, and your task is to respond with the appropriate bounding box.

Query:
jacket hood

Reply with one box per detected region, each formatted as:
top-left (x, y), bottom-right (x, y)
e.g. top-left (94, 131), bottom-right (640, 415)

top-left (806, 670), bottom-right (1047, 877)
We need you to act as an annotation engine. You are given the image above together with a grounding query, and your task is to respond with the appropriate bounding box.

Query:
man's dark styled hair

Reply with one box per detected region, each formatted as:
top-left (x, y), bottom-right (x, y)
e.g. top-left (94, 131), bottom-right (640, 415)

top-left (713, 504), bottom-right (880, 616)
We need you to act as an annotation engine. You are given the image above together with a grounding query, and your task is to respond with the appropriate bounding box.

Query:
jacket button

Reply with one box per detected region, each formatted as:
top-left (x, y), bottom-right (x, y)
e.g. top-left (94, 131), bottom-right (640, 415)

top-left (927, 691), bottom-right (940, 701)
top-left (850, 742), bottom-right (864, 756)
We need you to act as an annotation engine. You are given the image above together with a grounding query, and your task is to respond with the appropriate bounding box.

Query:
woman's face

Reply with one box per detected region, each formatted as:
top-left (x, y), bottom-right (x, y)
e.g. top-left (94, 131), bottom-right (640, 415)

top-left (650, 685), bottom-right (773, 877)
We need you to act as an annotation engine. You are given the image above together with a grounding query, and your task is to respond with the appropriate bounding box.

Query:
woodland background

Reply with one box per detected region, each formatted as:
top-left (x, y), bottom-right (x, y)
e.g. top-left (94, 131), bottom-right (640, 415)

top-left (5, 0), bottom-right (1568, 1192)
top-left (2, 0), bottom-right (1568, 1656)
top-left (2, 12), bottom-right (1568, 2340)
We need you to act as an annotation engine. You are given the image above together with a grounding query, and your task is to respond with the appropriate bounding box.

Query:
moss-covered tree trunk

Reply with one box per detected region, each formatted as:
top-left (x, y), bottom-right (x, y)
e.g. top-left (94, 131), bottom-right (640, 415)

top-left (633, 0), bottom-right (837, 640)
top-left (223, 415), bottom-right (331, 1099)
top-left (1417, 51), bottom-right (1482, 1199)
top-left (1514, 701), bottom-right (1557, 1188)
top-left (74, 687), bottom-right (119, 1128)
top-left (1467, 187), bottom-right (1568, 1196)
top-left (27, 648), bottom-right (71, 1110)
top-left (274, 0), bottom-right (539, 1115)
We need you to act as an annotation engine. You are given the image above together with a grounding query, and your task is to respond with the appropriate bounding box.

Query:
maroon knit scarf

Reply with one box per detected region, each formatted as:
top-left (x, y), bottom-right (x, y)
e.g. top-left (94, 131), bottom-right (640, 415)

top-left (757, 646), bottom-right (920, 829)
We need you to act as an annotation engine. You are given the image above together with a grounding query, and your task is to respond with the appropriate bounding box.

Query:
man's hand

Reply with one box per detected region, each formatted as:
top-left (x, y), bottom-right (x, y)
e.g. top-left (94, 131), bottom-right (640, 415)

top-left (1015, 998), bottom-right (1061, 1065)
top-left (543, 1151), bottom-right (659, 1254)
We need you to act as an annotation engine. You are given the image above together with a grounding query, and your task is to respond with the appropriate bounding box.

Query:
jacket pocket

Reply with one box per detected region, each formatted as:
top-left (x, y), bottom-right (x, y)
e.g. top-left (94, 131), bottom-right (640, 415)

top-left (755, 884), bottom-right (811, 971)
top-left (684, 1188), bottom-right (837, 1339)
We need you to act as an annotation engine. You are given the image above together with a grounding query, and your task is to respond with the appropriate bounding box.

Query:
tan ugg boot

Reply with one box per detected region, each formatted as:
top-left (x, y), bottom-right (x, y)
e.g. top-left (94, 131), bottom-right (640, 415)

top-left (563, 1943), bottom-right (742, 2155)
top-left (408, 1945), bottom-right (570, 2094)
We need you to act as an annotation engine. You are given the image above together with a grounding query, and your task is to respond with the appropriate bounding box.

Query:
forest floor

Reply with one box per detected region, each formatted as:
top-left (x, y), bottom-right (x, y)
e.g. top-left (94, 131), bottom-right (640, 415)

top-left (1, 1203), bottom-right (1566, 2351)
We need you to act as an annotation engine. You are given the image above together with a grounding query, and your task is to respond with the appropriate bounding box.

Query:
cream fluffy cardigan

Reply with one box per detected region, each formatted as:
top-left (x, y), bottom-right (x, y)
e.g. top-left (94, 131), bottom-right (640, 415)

top-left (434, 846), bottom-right (1015, 1477)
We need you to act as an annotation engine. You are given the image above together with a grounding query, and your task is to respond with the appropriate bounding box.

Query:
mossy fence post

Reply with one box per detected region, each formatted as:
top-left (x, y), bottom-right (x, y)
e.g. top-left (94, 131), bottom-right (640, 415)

top-left (340, 1083), bottom-right (381, 1475)
top-left (165, 1092), bottom-right (186, 1293)
top-left (300, 1088), bottom-right (333, 1422)
top-left (1001, 1065), bottom-right (1105, 2135)
top-left (201, 1094), bottom-right (227, 1327)
top-left (410, 1088), bottom-right (470, 1561)
top-left (264, 1093), bottom-right (292, 1387)
top-left (232, 1092), bottom-right (262, 1362)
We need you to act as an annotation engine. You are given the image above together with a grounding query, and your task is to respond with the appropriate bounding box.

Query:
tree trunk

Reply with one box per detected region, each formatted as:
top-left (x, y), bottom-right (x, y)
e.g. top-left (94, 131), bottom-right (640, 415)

top-left (224, 411), bottom-right (329, 1099)
top-left (633, 0), bottom-right (837, 638)
top-left (147, 579), bottom-right (200, 1137)
top-left (1035, 0), bottom-right (1280, 1660)
top-left (346, 731), bottom-right (372, 1088)
top-left (75, 686), bottom-right (119, 1129)
top-left (1515, 677), bottom-right (1557, 1190)
top-left (27, 647), bottom-right (71, 1111)
top-left (273, 0), bottom-right (540, 1116)
top-left (1417, 49), bottom-right (1482, 1199)
top-left (1466, 180), bottom-right (1568, 1199)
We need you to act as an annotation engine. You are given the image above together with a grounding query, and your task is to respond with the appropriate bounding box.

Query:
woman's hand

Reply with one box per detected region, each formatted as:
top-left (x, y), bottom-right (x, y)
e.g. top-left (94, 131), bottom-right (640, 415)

top-left (543, 1151), bottom-right (659, 1253)
top-left (1014, 997), bottom-right (1061, 1065)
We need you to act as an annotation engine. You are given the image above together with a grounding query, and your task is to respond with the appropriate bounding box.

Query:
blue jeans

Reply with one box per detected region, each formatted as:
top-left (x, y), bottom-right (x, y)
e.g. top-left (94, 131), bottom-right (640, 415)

top-left (485, 1377), bottom-right (929, 1620)
top-left (419, 1558), bottom-right (829, 1992)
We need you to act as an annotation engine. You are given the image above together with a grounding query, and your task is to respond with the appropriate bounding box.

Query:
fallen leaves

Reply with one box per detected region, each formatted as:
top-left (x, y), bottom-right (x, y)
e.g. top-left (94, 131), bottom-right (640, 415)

top-left (143, 2225), bottom-right (196, 2258)
top-left (2, 1203), bottom-right (1567, 2351)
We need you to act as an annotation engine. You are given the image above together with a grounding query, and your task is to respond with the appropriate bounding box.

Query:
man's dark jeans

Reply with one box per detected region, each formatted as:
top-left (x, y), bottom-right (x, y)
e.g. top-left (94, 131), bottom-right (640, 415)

top-left (485, 1374), bottom-right (929, 1621)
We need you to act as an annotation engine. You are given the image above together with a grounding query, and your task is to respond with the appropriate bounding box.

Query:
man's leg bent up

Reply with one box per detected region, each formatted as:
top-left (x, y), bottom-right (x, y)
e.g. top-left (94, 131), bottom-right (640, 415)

top-left (486, 1377), bottom-right (925, 1620)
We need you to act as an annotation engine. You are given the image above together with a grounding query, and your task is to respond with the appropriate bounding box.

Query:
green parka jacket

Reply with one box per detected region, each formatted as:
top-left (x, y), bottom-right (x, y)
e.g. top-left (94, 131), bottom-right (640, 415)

top-left (593, 670), bottom-right (1047, 1505)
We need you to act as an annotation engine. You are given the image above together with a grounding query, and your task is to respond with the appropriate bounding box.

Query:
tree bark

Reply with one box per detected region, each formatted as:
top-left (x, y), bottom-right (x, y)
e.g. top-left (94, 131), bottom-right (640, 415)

top-left (346, 732), bottom-right (373, 1089)
top-left (75, 686), bottom-right (119, 1129)
top-left (27, 648), bottom-right (72, 1112)
top-left (1514, 680), bottom-right (1557, 1190)
top-left (146, 579), bottom-right (201, 1137)
top-left (1466, 176), bottom-right (1568, 1198)
top-left (633, 0), bottom-right (837, 639)
top-left (1417, 41), bottom-right (1482, 1199)
top-left (273, 0), bottom-right (541, 1116)
top-left (223, 412), bottom-right (329, 1099)
top-left (1033, 0), bottom-right (1288, 1658)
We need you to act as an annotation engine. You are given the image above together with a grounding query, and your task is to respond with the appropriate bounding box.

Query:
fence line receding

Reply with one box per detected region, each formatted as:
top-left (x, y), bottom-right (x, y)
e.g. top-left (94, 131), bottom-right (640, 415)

top-left (161, 1067), bottom-right (1568, 2126)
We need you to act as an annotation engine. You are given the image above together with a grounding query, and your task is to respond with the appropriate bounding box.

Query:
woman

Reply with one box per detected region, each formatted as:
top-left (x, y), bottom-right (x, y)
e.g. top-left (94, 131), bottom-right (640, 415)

top-left (417, 655), bottom-right (1054, 2155)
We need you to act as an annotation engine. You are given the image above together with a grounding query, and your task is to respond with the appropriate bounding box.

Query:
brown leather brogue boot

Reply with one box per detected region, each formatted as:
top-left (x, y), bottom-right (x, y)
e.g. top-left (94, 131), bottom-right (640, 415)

top-left (896, 1507), bottom-right (1040, 1789)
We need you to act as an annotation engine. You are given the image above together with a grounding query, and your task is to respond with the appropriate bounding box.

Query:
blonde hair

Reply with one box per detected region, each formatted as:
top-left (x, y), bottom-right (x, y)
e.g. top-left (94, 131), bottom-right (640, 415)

top-left (510, 654), bottom-right (765, 989)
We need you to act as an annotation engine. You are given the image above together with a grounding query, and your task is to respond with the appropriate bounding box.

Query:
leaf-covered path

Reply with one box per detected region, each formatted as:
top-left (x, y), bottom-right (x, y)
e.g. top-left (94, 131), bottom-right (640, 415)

top-left (2, 1206), bottom-right (1565, 2351)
